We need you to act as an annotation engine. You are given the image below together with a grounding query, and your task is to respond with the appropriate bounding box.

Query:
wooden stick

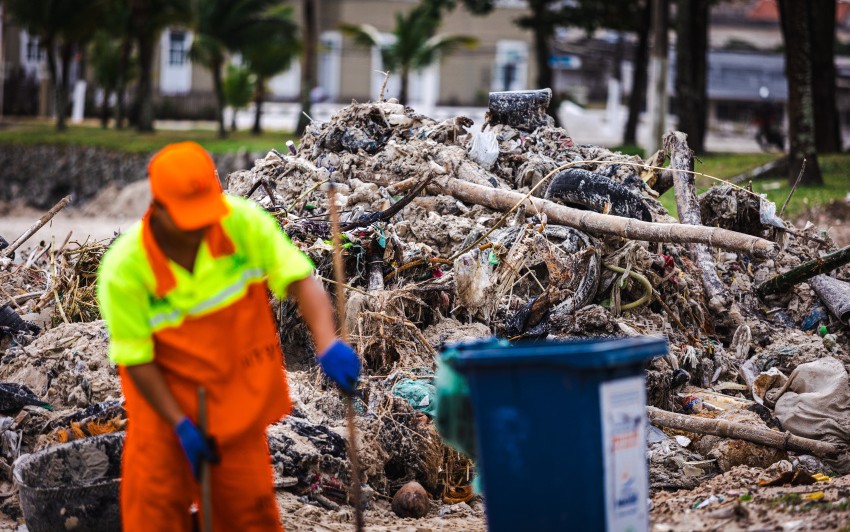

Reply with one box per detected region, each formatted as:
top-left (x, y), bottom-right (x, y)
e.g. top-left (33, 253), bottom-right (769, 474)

top-left (779, 158), bottom-right (805, 217)
top-left (1, 196), bottom-right (72, 258)
top-left (198, 387), bottom-right (212, 532)
top-left (665, 131), bottom-right (728, 312)
top-left (436, 177), bottom-right (775, 257)
top-left (327, 185), bottom-right (365, 532)
top-left (756, 243), bottom-right (850, 297)
top-left (647, 406), bottom-right (841, 457)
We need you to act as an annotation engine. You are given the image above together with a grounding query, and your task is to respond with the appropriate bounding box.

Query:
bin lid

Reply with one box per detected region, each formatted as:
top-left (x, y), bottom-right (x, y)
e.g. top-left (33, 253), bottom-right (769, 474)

top-left (443, 336), bottom-right (667, 370)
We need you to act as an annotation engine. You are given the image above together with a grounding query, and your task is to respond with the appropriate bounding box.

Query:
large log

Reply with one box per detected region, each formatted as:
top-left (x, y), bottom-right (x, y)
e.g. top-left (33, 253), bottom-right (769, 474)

top-left (647, 406), bottom-right (841, 457)
top-left (665, 131), bottom-right (729, 312)
top-left (437, 177), bottom-right (775, 257)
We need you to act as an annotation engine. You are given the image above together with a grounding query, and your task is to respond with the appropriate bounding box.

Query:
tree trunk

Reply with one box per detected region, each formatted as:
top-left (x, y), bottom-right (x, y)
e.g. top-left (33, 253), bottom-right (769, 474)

top-left (646, 0), bottom-right (669, 154)
top-left (56, 42), bottom-right (73, 132)
top-left (135, 32), bottom-right (155, 132)
top-left (674, 0), bottom-right (709, 154)
top-left (777, 0), bottom-right (822, 185)
top-left (100, 89), bottom-right (111, 128)
top-left (252, 76), bottom-right (265, 135)
top-left (400, 67), bottom-right (409, 106)
top-left (529, 0), bottom-right (560, 127)
top-left (809, 1), bottom-right (842, 154)
top-left (624, 0), bottom-right (651, 146)
top-left (44, 37), bottom-right (63, 131)
top-left (295, 0), bottom-right (316, 136)
top-left (211, 57), bottom-right (226, 139)
top-left (115, 36), bottom-right (132, 130)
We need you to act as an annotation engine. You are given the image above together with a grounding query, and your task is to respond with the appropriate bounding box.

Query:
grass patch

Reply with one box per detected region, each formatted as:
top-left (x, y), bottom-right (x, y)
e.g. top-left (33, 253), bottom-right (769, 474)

top-left (0, 119), bottom-right (296, 154)
top-left (657, 153), bottom-right (850, 219)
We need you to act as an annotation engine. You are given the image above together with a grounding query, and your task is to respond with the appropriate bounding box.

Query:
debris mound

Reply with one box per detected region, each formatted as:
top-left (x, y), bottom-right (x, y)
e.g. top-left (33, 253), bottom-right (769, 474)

top-left (0, 96), bottom-right (848, 526)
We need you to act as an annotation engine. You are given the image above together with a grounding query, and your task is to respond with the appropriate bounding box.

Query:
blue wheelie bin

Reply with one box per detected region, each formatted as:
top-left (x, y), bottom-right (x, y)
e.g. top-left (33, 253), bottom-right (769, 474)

top-left (438, 336), bottom-right (667, 532)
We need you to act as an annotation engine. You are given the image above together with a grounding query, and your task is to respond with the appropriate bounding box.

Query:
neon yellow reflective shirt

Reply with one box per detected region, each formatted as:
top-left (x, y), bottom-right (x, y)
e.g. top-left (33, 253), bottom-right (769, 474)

top-left (96, 195), bottom-right (313, 366)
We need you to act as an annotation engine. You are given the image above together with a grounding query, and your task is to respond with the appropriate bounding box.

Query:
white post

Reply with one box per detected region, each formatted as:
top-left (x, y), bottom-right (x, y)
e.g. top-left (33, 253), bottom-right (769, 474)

top-left (71, 80), bottom-right (86, 123)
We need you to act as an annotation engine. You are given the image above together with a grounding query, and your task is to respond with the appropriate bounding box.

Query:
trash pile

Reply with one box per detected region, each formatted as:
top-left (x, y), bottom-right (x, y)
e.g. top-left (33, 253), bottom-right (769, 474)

top-left (0, 90), bottom-right (848, 526)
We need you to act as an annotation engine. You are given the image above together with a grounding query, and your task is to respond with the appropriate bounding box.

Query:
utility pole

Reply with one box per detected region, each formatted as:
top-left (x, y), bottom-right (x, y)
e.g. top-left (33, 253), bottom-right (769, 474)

top-left (645, 0), bottom-right (668, 154)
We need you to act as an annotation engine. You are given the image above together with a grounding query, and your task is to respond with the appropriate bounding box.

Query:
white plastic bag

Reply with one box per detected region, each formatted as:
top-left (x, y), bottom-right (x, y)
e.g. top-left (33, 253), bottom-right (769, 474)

top-left (468, 128), bottom-right (499, 170)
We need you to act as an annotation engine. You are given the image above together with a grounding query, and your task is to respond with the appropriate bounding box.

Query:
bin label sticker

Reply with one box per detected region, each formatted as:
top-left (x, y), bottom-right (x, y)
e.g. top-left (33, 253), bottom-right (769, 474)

top-left (600, 376), bottom-right (648, 532)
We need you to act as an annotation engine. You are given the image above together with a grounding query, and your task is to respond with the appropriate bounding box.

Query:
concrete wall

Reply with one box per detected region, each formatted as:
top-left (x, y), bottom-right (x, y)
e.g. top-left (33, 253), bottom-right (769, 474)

top-left (0, 144), bottom-right (262, 209)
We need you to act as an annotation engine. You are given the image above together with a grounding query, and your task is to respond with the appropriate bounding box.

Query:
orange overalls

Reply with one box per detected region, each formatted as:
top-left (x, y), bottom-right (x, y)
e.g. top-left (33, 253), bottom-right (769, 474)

top-left (98, 196), bottom-right (313, 531)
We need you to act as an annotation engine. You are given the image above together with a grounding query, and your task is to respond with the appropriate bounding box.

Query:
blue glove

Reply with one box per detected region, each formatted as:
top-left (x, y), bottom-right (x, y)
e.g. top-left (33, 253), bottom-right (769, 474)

top-left (318, 340), bottom-right (361, 395)
top-left (174, 417), bottom-right (219, 480)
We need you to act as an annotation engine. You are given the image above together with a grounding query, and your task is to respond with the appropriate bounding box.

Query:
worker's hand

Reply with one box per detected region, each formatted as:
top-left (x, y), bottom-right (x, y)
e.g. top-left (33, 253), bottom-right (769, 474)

top-left (174, 417), bottom-right (219, 480)
top-left (318, 340), bottom-right (361, 395)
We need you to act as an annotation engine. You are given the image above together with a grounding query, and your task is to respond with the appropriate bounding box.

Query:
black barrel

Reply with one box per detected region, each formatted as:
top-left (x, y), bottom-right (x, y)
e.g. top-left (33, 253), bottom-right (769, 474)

top-left (14, 432), bottom-right (124, 531)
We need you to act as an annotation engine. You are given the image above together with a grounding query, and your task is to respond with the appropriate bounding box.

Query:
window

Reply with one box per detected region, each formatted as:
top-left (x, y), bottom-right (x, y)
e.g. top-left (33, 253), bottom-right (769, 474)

top-left (169, 31), bottom-right (187, 66)
top-left (26, 37), bottom-right (44, 63)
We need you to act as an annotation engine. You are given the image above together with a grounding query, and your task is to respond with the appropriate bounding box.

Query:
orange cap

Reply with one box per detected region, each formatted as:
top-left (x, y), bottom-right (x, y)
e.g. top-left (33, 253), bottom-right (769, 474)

top-left (148, 141), bottom-right (229, 230)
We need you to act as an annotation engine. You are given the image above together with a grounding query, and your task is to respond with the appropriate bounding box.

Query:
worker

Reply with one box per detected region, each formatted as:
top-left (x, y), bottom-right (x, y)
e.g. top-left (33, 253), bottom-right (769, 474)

top-left (96, 141), bottom-right (360, 531)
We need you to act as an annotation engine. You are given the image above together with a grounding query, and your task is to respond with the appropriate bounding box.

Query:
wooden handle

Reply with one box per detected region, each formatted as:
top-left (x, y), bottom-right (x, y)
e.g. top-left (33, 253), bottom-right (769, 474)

top-left (326, 186), bottom-right (364, 531)
top-left (198, 387), bottom-right (212, 532)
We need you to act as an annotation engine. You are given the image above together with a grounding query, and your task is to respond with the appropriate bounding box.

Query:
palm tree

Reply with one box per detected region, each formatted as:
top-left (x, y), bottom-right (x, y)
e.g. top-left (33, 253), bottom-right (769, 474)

top-left (127, 0), bottom-right (191, 132)
top-left (241, 17), bottom-right (299, 135)
top-left (222, 63), bottom-right (254, 131)
top-left (192, 0), bottom-right (297, 138)
top-left (7, 0), bottom-right (108, 130)
top-left (341, 4), bottom-right (477, 105)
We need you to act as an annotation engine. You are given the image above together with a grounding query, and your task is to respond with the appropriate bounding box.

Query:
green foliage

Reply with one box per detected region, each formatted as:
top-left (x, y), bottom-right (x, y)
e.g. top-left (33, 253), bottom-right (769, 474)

top-left (241, 5), bottom-right (299, 79)
top-left (191, 0), bottom-right (299, 137)
top-left (222, 64), bottom-right (255, 110)
top-left (7, 0), bottom-right (111, 129)
top-left (89, 32), bottom-right (125, 93)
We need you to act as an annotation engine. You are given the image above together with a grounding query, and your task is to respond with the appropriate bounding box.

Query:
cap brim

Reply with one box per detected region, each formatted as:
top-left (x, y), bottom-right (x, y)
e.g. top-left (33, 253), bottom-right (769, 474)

top-left (168, 193), bottom-right (230, 230)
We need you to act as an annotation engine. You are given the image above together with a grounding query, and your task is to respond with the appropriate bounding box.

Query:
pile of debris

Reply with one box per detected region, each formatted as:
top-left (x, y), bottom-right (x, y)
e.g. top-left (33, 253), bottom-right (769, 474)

top-left (0, 89), bottom-right (849, 526)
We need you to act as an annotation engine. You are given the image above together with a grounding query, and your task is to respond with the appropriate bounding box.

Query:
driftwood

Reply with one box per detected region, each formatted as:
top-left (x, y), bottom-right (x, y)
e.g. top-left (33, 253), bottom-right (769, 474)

top-left (437, 177), bottom-right (776, 258)
top-left (665, 131), bottom-right (729, 313)
top-left (756, 243), bottom-right (850, 298)
top-left (1, 196), bottom-right (72, 259)
top-left (809, 275), bottom-right (850, 325)
top-left (647, 406), bottom-right (841, 458)
top-left (730, 154), bottom-right (789, 184)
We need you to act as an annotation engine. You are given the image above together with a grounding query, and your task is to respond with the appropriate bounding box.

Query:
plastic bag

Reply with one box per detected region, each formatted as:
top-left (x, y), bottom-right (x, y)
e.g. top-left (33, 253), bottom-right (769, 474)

top-left (759, 195), bottom-right (786, 229)
top-left (392, 378), bottom-right (437, 417)
top-left (468, 128), bottom-right (499, 170)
